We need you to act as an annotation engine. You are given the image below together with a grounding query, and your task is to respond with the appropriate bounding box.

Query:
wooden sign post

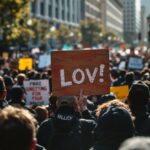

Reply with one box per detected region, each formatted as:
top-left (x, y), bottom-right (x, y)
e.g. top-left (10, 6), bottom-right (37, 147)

top-left (51, 49), bottom-right (110, 96)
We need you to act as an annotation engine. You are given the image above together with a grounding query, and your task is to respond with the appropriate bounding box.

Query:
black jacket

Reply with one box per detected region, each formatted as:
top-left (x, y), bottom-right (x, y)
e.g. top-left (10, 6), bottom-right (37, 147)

top-left (0, 99), bottom-right (8, 109)
top-left (37, 117), bottom-right (96, 150)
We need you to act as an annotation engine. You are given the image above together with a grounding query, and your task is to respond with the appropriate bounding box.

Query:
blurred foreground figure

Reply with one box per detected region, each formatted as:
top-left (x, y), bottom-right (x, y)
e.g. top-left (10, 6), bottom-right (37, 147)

top-left (0, 106), bottom-right (37, 150)
top-left (94, 100), bottom-right (135, 150)
top-left (119, 137), bottom-right (150, 150)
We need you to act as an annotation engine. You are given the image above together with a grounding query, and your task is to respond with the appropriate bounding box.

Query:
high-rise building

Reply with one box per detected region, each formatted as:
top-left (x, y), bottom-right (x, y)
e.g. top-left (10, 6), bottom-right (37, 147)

top-left (140, 6), bottom-right (148, 43)
top-left (31, 0), bottom-right (81, 26)
top-left (123, 0), bottom-right (141, 44)
top-left (81, 0), bottom-right (101, 22)
top-left (101, 0), bottom-right (123, 38)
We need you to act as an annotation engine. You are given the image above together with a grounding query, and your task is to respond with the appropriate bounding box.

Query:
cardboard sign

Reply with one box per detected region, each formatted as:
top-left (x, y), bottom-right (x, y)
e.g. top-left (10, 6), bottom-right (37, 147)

top-left (38, 54), bottom-right (51, 68)
top-left (19, 58), bottom-right (33, 71)
top-left (2, 52), bottom-right (9, 60)
top-left (128, 57), bottom-right (143, 70)
top-left (51, 49), bottom-right (110, 96)
top-left (24, 80), bottom-right (50, 105)
top-left (110, 85), bottom-right (129, 101)
top-left (118, 61), bottom-right (126, 70)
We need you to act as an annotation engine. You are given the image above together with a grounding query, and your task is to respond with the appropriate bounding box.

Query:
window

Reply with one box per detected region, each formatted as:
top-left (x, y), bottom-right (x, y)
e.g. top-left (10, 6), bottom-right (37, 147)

top-left (31, 1), bottom-right (36, 14)
top-left (56, 7), bottom-right (59, 18)
top-left (62, 10), bottom-right (65, 20)
top-left (68, 12), bottom-right (70, 21)
top-left (40, 2), bottom-right (44, 15)
top-left (48, 4), bottom-right (52, 17)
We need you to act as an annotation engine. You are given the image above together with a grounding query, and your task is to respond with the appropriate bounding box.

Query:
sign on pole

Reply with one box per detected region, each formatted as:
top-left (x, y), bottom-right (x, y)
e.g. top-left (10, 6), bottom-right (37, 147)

top-left (110, 85), bottom-right (129, 101)
top-left (128, 57), bottom-right (143, 70)
top-left (38, 54), bottom-right (51, 68)
top-left (24, 80), bottom-right (50, 105)
top-left (51, 49), bottom-right (110, 96)
top-left (19, 58), bottom-right (33, 71)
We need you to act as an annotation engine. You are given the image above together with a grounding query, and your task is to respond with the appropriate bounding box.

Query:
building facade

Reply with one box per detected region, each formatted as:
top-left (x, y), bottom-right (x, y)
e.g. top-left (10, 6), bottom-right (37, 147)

top-left (123, 0), bottom-right (141, 44)
top-left (140, 6), bottom-right (148, 43)
top-left (31, 0), bottom-right (81, 26)
top-left (101, 0), bottom-right (123, 38)
top-left (81, 0), bottom-right (101, 22)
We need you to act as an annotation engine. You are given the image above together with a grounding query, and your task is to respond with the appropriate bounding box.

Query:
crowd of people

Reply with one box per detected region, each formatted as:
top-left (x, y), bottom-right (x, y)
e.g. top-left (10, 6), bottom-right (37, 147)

top-left (0, 47), bottom-right (150, 150)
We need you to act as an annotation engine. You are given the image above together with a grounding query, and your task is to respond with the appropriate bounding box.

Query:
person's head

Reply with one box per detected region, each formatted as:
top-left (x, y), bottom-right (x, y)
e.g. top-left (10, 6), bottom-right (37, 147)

top-left (0, 76), bottom-right (6, 100)
top-left (16, 73), bottom-right (26, 85)
top-left (119, 137), bottom-right (150, 150)
top-left (111, 68), bottom-right (119, 80)
top-left (35, 106), bottom-right (48, 125)
top-left (120, 70), bottom-right (126, 77)
top-left (127, 81), bottom-right (150, 109)
top-left (9, 86), bottom-right (25, 103)
top-left (125, 72), bottom-right (135, 87)
top-left (27, 70), bottom-right (36, 79)
top-left (56, 96), bottom-right (76, 109)
top-left (95, 100), bottom-right (135, 147)
top-left (3, 75), bottom-right (14, 90)
top-left (54, 96), bottom-right (78, 132)
top-left (0, 106), bottom-right (37, 150)
top-left (34, 72), bottom-right (41, 79)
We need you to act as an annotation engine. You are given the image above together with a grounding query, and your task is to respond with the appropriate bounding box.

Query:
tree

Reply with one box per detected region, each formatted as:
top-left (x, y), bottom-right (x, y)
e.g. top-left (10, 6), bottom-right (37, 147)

top-left (80, 19), bottom-right (105, 47)
top-left (0, 0), bottom-right (33, 48)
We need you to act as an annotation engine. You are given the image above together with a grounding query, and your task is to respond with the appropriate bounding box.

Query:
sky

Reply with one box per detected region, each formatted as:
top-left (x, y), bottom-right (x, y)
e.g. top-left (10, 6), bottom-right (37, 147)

top-left (141, 0), bottom-right (150, 16)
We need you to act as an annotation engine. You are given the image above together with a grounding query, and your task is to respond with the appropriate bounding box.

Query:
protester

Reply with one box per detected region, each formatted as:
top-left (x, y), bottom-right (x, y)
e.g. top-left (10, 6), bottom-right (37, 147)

top-left (93, 100), bottom-right (135, 150)
top-left (0, 106), bottom-right (46, 150)
top-left (3, 75), bottom-right (14, 101)
top-left (9, 85), bottom-right (35, 115)
top-left (35, 106), bottom-right (49, 125)
top-left (37, 96), bottom-right (96, 150)
top-left (127, 81), bottom-right (150, 135)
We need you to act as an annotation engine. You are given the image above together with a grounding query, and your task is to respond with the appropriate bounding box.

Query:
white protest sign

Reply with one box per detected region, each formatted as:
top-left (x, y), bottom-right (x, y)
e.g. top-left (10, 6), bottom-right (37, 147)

top-left (118, 61), bottom-right (126, 70)
top-left (24, 80), bottom-right (50, 105)
top-left (128, 57), bottom-right (143, 70)
top-left (38, 54), bottom-right (51, 68)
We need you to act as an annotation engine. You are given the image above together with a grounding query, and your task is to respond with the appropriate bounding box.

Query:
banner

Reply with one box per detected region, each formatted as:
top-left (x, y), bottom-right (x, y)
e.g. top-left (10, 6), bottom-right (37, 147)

top-left (38, 54), bottom-right (51, 68)
top-left (110, 85), bottom-right (129, 101)
top-left (128, 57), bottom-right (143, 70)
top-left (19, 58), bottom-right (33, 71)
top-left (24, 80), bottom-right (50, 105)
top-left (51, 49), bottom-right (110, 96)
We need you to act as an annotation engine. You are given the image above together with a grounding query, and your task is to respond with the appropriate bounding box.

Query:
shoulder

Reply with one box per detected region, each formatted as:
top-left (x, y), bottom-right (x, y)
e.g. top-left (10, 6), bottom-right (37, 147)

top-left (36, 144), bottom-right (47, 150)
top-left (79, 119), bottom-right (96, 131)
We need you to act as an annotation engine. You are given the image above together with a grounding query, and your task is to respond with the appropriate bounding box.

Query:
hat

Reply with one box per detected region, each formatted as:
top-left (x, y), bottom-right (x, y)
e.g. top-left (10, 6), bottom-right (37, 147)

top-left (57, 96), bottom-right (76, 107)
top-left (128, 81), bottom-right (150, 106)
top-left (95, 106), bottom-right (134, 145)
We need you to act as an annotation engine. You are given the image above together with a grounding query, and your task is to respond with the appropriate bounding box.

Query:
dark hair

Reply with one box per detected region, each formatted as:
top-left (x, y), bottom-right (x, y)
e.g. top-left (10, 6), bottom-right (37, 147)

top-left (125, 72), bottom-right (135, 87)
top-left (95, 100), bottom-right (134, 146)
top-left (9, 86), bottom-right (24, 101)
top-left (128, 81), bottom-right (150, 107)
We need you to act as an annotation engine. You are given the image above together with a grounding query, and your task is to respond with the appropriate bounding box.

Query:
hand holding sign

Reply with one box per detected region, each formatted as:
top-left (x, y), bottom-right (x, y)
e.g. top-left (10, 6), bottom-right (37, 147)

top-left (77, 90), bottom-right (88, 113)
